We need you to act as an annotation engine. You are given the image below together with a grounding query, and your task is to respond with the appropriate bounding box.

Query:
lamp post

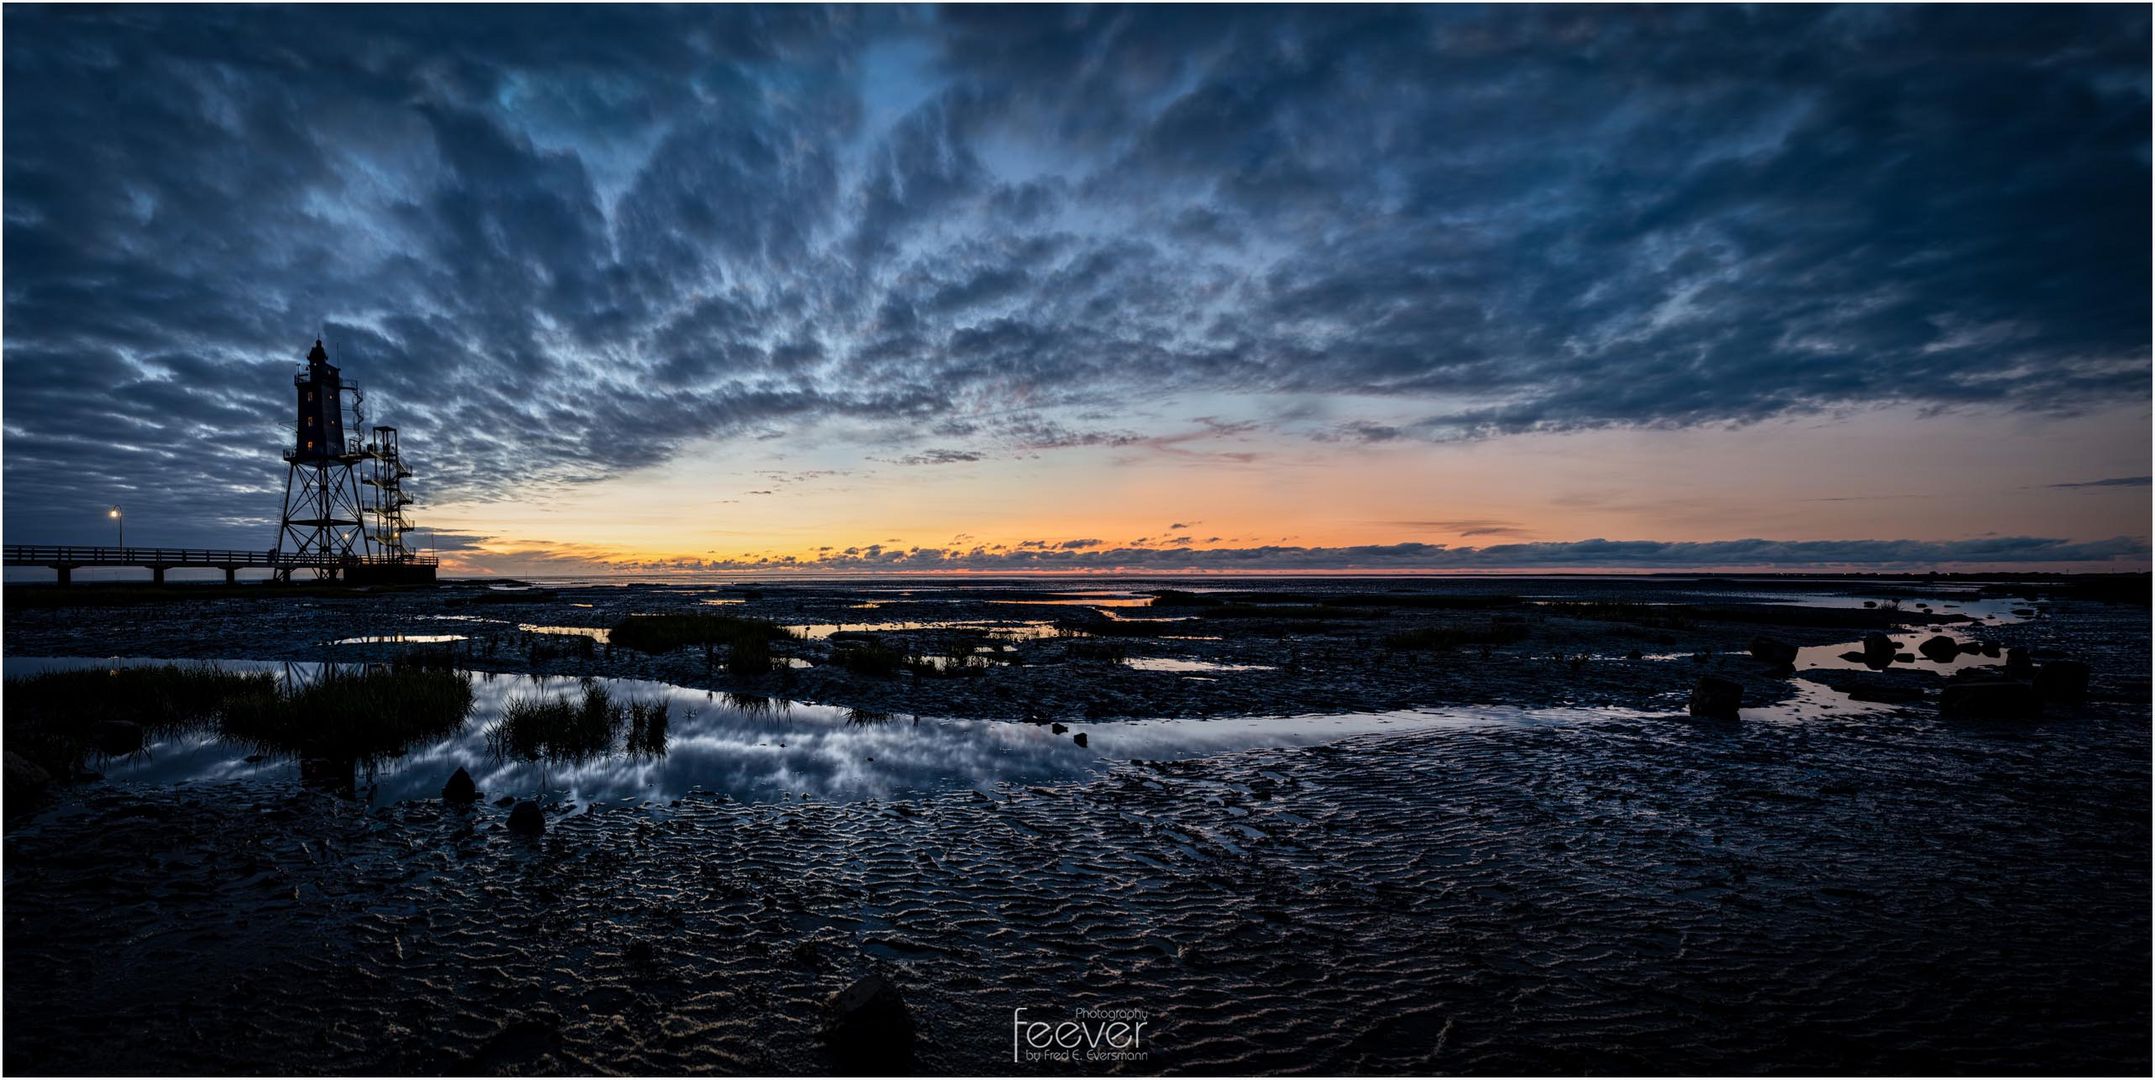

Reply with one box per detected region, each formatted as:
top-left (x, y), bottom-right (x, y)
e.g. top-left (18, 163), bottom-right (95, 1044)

top-left (108, 505), bottom-right (123, 552)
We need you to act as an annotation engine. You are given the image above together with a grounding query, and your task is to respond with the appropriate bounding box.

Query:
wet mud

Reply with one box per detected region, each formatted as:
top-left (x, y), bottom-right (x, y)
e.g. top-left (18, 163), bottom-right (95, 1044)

top-left (3, 577), bottom-right (2147, 1073)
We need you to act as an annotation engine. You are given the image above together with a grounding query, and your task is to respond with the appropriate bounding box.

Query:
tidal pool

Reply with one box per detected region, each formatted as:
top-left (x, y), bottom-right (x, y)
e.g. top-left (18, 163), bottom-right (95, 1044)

top-left (5, 656), bottom-right (1606, 809)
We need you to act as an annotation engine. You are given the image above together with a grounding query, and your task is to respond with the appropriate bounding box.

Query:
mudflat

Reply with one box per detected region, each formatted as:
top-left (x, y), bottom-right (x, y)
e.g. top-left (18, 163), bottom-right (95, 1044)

top-left (3, 574), bottom-right (2147, 1073)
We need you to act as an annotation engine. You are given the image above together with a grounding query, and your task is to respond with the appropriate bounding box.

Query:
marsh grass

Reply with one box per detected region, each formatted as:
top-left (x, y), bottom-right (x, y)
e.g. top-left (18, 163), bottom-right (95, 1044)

top-left (529, 634), bottom-right (598, 664)
top-left (221, 661), bottom-right (475, 763)
top-left (4, 664), bottom-right (275, 776)
top-left (489, 681), bottom-right (670, 764)
top-left (831, 639), bottom-right (908, 678)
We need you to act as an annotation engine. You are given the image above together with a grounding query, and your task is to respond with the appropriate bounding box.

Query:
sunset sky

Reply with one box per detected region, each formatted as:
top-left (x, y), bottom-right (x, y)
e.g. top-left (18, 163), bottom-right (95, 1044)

top-left (4, 5), bottom-right (2148, 576)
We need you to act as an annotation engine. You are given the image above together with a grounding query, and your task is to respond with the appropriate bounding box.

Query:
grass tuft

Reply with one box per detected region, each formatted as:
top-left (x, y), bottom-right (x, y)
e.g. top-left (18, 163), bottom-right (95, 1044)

top-left (488, 681), bottom-right (670, 764)
top-left (221, 660), bottom-right (474, 763)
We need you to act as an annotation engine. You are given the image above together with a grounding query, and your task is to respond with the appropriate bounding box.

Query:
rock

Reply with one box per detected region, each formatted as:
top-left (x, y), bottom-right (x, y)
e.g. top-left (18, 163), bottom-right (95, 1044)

top-left (1747, 636), bottom-right (1799, 667)
top-left (1940, 680), bottom-right (2040, 721)
top-left (626, 939), bottom-right (655, 968)
top-left (1625, 649), bottom-right (1643, 660)
top-left (495, 794), bottom-right (518, 807)
top-left (507, 800), bottom-right (545, 836)
top-left (824, 972), bottom-right (914, 1073)
top-left (89, 720), bottom-right (143, 756)
top-left (1072, 732), bottom-right (1089, 748)
top-left (2004, 647), bottom-right (2034, 679)
top-left (1918, 635), bottom-right (1961, 664)
top-left (1049, 722), bottom-right (1067, 734)
top-left (1981, 641), bottom-right (2001, 658)
top-left (1894, 653), bottom-right (1916, 663)
top-left (1862, 600), bottom-right (1878, 608)
top-left (2012, 608), bottom-right (2037, 618)
top-left (442, 766), bottom-right (478, 804)
top-left (4, 751), bottom-right (53, 813)
top-left (1838, 651), bottom-right (1868, 663)
top-left (1861, 632), bottom-right (1897, 667)
top-left (2033, 660), bottom-right (2091, 704)
top-left (1689, 675), bottom-right (1743, 720)
top-left (1957, 641), bottom-right (1984, 655)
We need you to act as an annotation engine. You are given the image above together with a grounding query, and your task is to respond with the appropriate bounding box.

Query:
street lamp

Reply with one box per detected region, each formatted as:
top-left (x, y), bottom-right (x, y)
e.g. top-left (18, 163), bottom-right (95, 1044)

top-left (108, 505), bottom-right (123, 551)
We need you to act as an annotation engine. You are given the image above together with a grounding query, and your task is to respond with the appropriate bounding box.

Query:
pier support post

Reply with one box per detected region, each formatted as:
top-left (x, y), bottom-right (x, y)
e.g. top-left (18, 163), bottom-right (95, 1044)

top-left (55, 565), bottom-right (71, 587)
top-left (224, 566), bottom-right (238, 585)
top-left (152, 565), bottom-right (167, 586)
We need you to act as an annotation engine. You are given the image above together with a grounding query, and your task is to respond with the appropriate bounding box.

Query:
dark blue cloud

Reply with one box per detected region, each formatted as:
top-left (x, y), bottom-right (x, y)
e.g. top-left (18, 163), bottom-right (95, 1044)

top-left (612, 534), bottom-right (2147, 573)
top-left (3, 4), bottom-right (2146, 547)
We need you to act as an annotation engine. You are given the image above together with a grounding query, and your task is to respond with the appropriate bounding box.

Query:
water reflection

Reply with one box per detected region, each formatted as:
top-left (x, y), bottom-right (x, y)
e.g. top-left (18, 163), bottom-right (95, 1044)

top-left (328, 634), bottom-right (469, 645)
top-left (783, 619), bottom-right (1068, 641)
top-left (5, 657), bottom-right (1588, 808)
top-left (1797, 628), bottom-right (2005, 674)
top-left (1125, 657), bottom-right (1276, 673)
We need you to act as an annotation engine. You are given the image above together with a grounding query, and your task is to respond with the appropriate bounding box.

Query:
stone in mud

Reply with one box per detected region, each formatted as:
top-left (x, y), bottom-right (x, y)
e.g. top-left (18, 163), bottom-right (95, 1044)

top-left (1689, 675), bottom-right (1743, 720)
top-left (2034, 660), bottom-right (2091, 705)
top-left (441, 766), bottom-right (478, 804)
top-left (824, 972), bottom-right (914, 1073)
top-left (90, 720), bottom-right (143, 757)
top-left (1918, 635), bottom-right (1962, 664)
top-left (507, 800), bottom-right (545, 836)
top-left (1747, 637), bottom-right (1799, 667)
top-left (1072, 732), bottom-right (1089, 748)
top-left (1861, 633), bottom-right (1897, 667)
top-left (1050, 722), bottom-right (1067, 734)
top-left (2004, 647), bottom-right (2034, 679)
top-left (1940, 680), bottom-right (2040, 721)
top-left (4, 751), bottom-right (52, 812)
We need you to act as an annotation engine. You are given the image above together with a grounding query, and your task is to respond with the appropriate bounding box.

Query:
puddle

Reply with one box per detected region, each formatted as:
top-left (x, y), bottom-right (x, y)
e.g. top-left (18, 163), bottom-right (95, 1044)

top-left (519, 624), bottom-right (611, 643)
top-left (1797, 628), bottom-right (2005, 674)
top-left (4, 657), bottom-right (1614, 808)
top-left (783, 620), bottom-right (1068, 641)
top-left (1724, 591), bottom-right (2034, 624)
top-left (1124, 657), bottom-right (1276, 673)
top-left (987, 595), bottom-right (1156, 609)
top-left (326, 634), bottom-right (469, 645)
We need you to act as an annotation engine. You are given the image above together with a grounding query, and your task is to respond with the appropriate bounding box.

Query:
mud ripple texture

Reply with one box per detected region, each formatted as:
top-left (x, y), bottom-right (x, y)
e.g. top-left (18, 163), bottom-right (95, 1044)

top-left (7, 613), bottom-right (2148, 1076)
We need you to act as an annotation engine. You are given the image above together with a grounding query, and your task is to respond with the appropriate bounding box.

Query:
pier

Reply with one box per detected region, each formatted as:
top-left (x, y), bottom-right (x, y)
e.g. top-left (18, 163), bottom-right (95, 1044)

top-left (3, 544), bottom-right (437, 586)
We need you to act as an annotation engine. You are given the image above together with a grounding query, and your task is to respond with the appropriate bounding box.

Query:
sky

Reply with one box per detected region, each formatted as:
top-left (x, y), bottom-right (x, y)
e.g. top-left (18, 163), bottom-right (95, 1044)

top-left (3, 4), bottom-right (2149, 576)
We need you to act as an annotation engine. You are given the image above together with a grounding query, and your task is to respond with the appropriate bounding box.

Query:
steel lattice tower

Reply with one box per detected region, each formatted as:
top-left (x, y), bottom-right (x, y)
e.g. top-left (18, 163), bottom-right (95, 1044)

top-left (275, 339), bottom-right (372, 579)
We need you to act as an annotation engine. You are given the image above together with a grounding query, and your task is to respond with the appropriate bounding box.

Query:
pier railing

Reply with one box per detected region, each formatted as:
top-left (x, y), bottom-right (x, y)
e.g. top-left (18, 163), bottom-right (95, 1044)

top-left (4, 545), bottom-right (438, 583)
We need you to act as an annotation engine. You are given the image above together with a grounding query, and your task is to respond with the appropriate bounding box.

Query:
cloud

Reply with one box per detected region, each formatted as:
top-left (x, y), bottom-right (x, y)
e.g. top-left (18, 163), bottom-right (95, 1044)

top-left (3, 6), bottom-right (2146, 547)
top-left (2048, 476), bottom-right (2151, 489)
top-left (450, 533), bottom-right (2149, 575)
top-left (889, 448), bottom-right (984, 466)
top-left (1391, 519), bottom-right (1534, 538)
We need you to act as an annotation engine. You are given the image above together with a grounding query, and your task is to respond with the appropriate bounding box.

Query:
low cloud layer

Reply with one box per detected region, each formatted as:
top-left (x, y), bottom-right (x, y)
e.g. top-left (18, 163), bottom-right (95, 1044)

top-left (4, 6), bottom-right (2147, 559)
top-left (537, 534), bottom-right (2144, 575)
